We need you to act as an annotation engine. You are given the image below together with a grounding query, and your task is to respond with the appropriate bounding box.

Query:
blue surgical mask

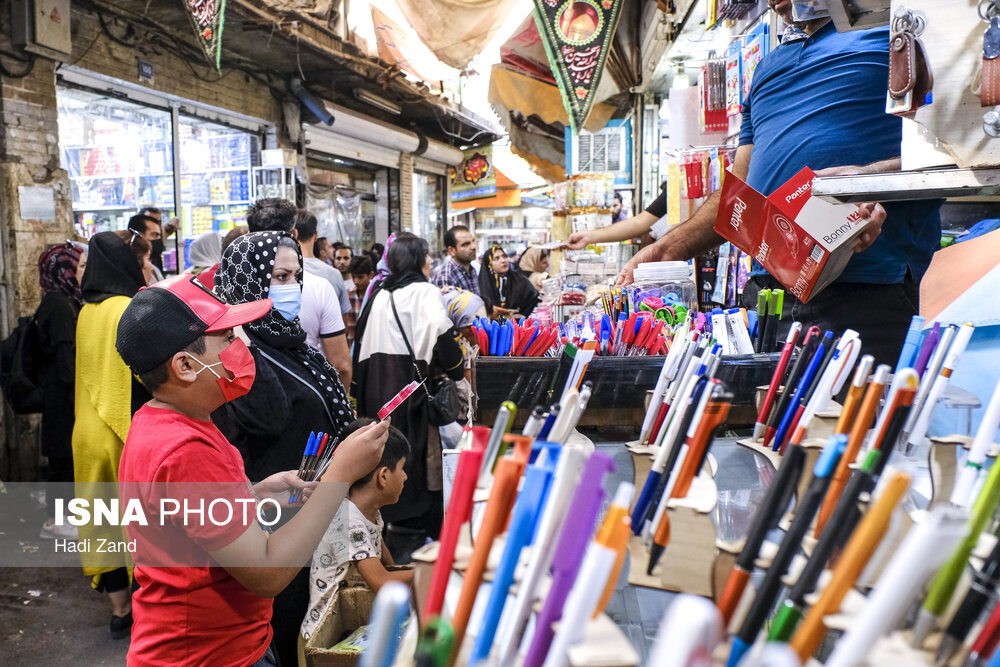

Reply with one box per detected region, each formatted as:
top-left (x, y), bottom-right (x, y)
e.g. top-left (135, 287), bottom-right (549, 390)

top-left (269, 284), bottom-right (302, 321)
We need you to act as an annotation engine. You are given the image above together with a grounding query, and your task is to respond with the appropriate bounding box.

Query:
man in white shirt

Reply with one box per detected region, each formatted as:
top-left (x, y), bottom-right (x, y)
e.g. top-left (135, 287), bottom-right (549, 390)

top-left (293, 211), bottom-right (352, 315)
top-left (247, 199), bottom-right (352, 388)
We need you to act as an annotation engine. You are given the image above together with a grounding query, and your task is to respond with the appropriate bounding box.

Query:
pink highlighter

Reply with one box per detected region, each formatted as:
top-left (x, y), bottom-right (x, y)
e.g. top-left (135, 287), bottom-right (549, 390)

top-left (378, 381), bottom-right (420, 420)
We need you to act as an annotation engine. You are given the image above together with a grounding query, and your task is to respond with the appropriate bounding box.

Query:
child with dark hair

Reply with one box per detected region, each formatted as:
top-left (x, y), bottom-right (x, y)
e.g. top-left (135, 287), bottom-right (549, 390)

top-left (300, 418), bottom-right (413, 649)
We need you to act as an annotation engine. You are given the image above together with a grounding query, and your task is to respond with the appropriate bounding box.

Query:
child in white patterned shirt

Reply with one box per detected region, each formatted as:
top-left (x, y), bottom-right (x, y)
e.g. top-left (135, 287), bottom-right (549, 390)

top-left (299, 419), bottom-right (413, 662)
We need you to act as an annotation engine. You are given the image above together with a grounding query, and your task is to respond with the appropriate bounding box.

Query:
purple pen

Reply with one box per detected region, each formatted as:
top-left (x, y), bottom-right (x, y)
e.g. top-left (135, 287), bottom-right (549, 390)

top-left (913, 322), bottom-right (941, 377)
top-left (521, 451), bottom-right (615, 667)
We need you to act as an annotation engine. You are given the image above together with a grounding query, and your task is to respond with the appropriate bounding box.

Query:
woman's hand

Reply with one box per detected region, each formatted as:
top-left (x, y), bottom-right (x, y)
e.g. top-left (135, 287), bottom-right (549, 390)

top-left (254, 470), bottom-right (316, 507)
top-left (322, 420), bottom-right (390, 484)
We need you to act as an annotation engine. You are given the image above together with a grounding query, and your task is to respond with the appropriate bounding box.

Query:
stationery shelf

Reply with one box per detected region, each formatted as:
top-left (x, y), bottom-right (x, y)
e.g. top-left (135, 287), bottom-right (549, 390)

top-left (473, 353), bottom-right (784, 427)
top-left (812, 167), bottom-right (1000, 203)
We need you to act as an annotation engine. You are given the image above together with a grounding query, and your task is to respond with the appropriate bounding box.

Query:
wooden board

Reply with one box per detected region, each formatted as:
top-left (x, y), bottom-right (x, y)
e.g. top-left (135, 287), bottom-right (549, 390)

top-left (900, 0), bottom-right (1000, 169)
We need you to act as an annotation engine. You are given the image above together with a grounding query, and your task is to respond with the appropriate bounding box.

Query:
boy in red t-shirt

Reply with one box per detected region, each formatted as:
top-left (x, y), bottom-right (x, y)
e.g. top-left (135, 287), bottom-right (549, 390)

top-left (115, 274), bottom-right (388, 667)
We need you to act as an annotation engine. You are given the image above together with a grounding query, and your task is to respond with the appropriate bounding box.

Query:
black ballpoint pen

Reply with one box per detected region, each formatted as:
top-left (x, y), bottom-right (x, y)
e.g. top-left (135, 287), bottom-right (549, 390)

top-left (938, 539), bottom-right (1000, 665)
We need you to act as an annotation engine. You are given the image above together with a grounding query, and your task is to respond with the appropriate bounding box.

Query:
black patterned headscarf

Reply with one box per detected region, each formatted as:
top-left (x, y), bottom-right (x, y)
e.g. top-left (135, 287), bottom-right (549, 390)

top-left (215, 231), bottom-right (305, 348)
top-left (38, 242), bottom-right (83, 307)
top-left (215, 230), bottom-right (355, 433)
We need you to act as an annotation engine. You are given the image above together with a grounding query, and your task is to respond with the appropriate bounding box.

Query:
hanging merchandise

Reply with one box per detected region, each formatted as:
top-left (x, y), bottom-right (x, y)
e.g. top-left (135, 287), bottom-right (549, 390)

top-left (700, 59), bottom-right (728, 133)
top-left (716, 0), bottom-right (757, 21)
top-left (887, 7), bottom-right (933, 116)
top-left (531, 0), bottom-right (625, 133)
top-left (180, 0), bottom-right (227, 70)
top-left (334, 188), bottom-right (363, 249)
top-left (725, 41), bottom-right (743, 117)
top-left (741, 24), bottom-right (769, 102)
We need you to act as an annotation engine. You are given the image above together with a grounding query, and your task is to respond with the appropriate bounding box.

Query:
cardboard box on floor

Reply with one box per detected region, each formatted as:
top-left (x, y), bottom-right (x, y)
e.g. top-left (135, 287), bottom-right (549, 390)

top-left (305, 586), bottom-right (375, 667)
top-left (713, 167), bottom-right (871, 303)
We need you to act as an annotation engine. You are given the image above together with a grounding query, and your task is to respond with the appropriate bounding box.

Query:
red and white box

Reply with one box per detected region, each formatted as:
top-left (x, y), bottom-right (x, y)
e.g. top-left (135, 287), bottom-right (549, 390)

top-left (713, 167), bottom-right (871, 303)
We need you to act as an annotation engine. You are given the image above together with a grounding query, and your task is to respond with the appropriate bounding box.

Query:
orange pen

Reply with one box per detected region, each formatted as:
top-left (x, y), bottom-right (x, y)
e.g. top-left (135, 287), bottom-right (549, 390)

top-left (448, 456), bottom-right (526, 665)
top-left (789, 471), bottom-right (911, 663)
top-left (814, 364), bottom-right (889, 537)
top-left (648, 386), bottom-right (732, 574)
top-left (592, 494), bottom-right (634, 618)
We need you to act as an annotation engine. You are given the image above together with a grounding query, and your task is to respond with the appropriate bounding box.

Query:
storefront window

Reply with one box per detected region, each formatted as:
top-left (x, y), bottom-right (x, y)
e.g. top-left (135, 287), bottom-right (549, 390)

top-left (412, 172), bottom-right (444, 253)
top-left (306, 157), bottom-right (389, 251)
top-left (178, 115), bottom-right (259, 239)
top-left (58, 87), bottom-right (175, 236)
top-left (58, 85), bottom-right (264, 271)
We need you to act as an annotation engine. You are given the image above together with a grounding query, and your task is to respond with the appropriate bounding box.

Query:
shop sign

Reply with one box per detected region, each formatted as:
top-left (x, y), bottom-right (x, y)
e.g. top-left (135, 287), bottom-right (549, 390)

top-left (18, 186), bottom-right (56, 223)
top-left (531, 0), bottom-right (624, 133)
top-left (180, 0), bottom-right (227, 71)
top-left (451, 147), bottom-right (497, 201)
top-left (138, 60), bottom-right (154, 85)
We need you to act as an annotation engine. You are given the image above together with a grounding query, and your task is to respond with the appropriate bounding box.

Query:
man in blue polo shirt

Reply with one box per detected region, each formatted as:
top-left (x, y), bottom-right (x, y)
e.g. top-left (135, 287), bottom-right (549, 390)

top-left (618, 0), bottom-right (941, 365)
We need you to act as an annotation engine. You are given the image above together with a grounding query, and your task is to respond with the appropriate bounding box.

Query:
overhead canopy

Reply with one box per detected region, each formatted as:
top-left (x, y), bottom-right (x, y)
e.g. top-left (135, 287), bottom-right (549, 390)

top-left (488, 65), bottom-right (617, 133)
top-left (393, 0), bottom-right (523, 69)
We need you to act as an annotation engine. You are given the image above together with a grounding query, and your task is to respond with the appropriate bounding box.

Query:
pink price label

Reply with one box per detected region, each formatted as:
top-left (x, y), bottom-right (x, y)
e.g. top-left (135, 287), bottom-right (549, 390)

top-left (378, 381), bottom-right (419, 420)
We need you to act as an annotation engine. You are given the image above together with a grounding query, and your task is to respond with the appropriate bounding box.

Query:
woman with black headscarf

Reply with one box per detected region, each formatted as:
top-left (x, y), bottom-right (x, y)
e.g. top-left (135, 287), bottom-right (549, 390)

top-left (36, 242), bottom-right (85, 541)
top-left (352, 233), bottom-right (465, 556)
top-left (212, 230), bottom-right (355, 667)
top-left (479, 245), bottom-right (540, 319)
top-left (71, 230), bottom-right (151, 640)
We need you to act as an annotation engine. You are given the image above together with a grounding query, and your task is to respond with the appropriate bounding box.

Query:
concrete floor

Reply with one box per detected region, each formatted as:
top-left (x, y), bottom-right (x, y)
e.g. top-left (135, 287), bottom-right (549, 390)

top-left (0, 487), bottom-right (130, 665)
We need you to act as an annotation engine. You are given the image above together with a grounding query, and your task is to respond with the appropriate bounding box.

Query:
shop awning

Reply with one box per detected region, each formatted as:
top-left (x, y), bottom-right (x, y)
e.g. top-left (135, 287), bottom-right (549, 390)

top-left (488, 66), bottom-right (617, 134)
top-left (392, 0), bottom-right (523, 69)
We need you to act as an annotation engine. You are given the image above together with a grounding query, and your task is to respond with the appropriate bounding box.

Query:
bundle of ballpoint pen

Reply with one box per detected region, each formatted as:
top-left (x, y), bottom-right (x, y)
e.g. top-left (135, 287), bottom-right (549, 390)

top-left (288, 431), bottom-right (338, 503)
top-left (347, 314), bottom-right (1000, 667)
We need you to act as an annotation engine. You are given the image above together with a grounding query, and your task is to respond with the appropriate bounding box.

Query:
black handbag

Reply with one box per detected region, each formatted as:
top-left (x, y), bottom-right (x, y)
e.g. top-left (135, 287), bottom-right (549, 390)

top-left (388, 292), bottom-right (464, 426)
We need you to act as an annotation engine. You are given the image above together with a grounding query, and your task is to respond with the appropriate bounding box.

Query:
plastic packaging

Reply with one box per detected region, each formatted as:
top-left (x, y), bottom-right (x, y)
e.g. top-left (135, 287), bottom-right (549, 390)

top-left (631, 261), bottom-right (698, 314)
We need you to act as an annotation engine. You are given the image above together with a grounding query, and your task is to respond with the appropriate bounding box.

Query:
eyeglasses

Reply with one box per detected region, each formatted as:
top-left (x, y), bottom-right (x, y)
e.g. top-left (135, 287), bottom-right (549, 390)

top-left (128, 229), bottom-right (141, 246)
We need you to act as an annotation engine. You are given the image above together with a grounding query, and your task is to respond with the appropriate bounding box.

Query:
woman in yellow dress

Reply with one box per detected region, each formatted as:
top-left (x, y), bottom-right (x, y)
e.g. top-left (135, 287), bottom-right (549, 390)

top-left (72, 229), bottom-right (153, 639)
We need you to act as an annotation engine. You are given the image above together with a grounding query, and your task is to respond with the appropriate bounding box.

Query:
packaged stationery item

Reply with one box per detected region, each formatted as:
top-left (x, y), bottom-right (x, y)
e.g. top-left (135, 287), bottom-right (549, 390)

top-left (714, 167), bottom-right (872, 302)
top-left (631, 261), bottom-right (698, 313)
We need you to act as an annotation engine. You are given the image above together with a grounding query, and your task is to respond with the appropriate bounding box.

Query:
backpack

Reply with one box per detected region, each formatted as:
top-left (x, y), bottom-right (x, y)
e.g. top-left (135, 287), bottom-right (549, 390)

top-left (0, 315), bottom-right (43, 414)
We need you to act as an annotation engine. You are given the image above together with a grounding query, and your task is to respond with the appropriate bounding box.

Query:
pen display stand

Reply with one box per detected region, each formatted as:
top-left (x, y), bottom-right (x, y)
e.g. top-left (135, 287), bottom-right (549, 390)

top-left (474, 354), bottom-right (783, 428)
top-left (625, 443), bottom-right (720, 597)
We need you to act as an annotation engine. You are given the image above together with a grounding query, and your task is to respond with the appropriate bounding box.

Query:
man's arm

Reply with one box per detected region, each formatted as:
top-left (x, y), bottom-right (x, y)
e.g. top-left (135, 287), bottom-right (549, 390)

top-left (616, 144), bottom-right (753, 286)
top-left (565, 210), bottom-right (660, 249)
top-left (322, 334), bottom-right (352, 390)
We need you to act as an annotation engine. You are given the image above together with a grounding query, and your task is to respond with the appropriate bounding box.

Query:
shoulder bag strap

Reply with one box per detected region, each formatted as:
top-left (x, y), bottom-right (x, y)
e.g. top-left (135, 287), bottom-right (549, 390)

top-left (388, 292), bottom-right (430, 390)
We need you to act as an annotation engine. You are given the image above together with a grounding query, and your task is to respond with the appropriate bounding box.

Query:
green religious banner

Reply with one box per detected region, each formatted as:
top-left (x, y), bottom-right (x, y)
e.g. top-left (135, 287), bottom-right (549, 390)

top-left (180, 0), bottom-right (227, 70)
top-left (531, 0), bottom-right (623, 133)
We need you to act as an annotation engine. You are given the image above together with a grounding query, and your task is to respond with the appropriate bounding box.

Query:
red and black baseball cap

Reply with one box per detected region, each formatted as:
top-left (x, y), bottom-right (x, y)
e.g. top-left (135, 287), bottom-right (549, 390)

top-left (116, 274), bottom-right (272, 374)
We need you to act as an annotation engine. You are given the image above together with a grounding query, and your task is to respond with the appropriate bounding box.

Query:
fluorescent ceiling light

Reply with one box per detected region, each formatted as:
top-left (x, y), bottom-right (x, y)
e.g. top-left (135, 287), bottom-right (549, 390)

top-left (354, 89), bottom-right (402, 115)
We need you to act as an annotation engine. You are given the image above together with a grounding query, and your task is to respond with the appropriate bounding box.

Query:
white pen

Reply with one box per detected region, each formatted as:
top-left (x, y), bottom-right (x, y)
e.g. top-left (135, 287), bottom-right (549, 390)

top-left (638, 334), bottom-right (688, 445)
top-left (905, 323), bottom-right (975, 453)
top-left (899, 324), bottom-right (957, 451)
top-left (649, 594), bottom-right (723, 667)
top-left (790, 330), bottom-right (861, 445)
top-left (825, 505), bottom-right (966, 667)
top-left (495, 448), bottom-right (586, 664)
top-left (951, 377), bottom-right (1000, 508)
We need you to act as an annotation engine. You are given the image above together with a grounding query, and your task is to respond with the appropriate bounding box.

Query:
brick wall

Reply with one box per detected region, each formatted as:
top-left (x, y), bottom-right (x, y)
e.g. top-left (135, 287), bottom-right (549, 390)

top-left (400, 153), bottom-right (413, 230)
top-left (68, 8), bottom-right (283, 130)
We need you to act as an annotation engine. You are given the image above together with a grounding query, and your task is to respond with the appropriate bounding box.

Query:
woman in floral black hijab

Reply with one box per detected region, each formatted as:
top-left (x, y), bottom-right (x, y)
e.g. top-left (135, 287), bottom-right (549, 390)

top-left (213, 231), bottom-right (355, 667)
top-left (213, 230), bottom-right (354, 479)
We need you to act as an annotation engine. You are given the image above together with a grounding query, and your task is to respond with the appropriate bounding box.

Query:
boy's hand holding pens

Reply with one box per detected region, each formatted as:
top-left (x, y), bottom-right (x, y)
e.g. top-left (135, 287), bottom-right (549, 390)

top-left (323, 419), bottom-right (390, 485)
top-left (255, 470), bottom-right (318, 506)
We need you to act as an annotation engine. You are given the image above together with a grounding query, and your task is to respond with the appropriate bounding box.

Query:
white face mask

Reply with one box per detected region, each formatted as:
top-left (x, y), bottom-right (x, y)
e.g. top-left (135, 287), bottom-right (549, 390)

top-left (790, 0), bottom-right (829, 21)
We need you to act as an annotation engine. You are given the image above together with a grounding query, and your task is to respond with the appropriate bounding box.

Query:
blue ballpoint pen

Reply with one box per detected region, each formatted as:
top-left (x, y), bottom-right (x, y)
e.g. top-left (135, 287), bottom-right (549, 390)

top-left (772, 331), bottom-right (832, 451)
top-left (469, 462), bottom-right (555, 664)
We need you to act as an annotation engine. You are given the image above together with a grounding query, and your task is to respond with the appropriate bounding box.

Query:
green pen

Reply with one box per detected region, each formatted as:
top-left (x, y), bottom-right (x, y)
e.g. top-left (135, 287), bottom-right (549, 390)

top-left (768, 446), bottom-right (887, 643)
top-left (415, 617), bottom-right (453, 667)
top-left (754, 289), bottom-right (770, 353)
top-left (760, 289), bottom-right (782, 353)
top-left (913, 450), bottom-right (1000, 645)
